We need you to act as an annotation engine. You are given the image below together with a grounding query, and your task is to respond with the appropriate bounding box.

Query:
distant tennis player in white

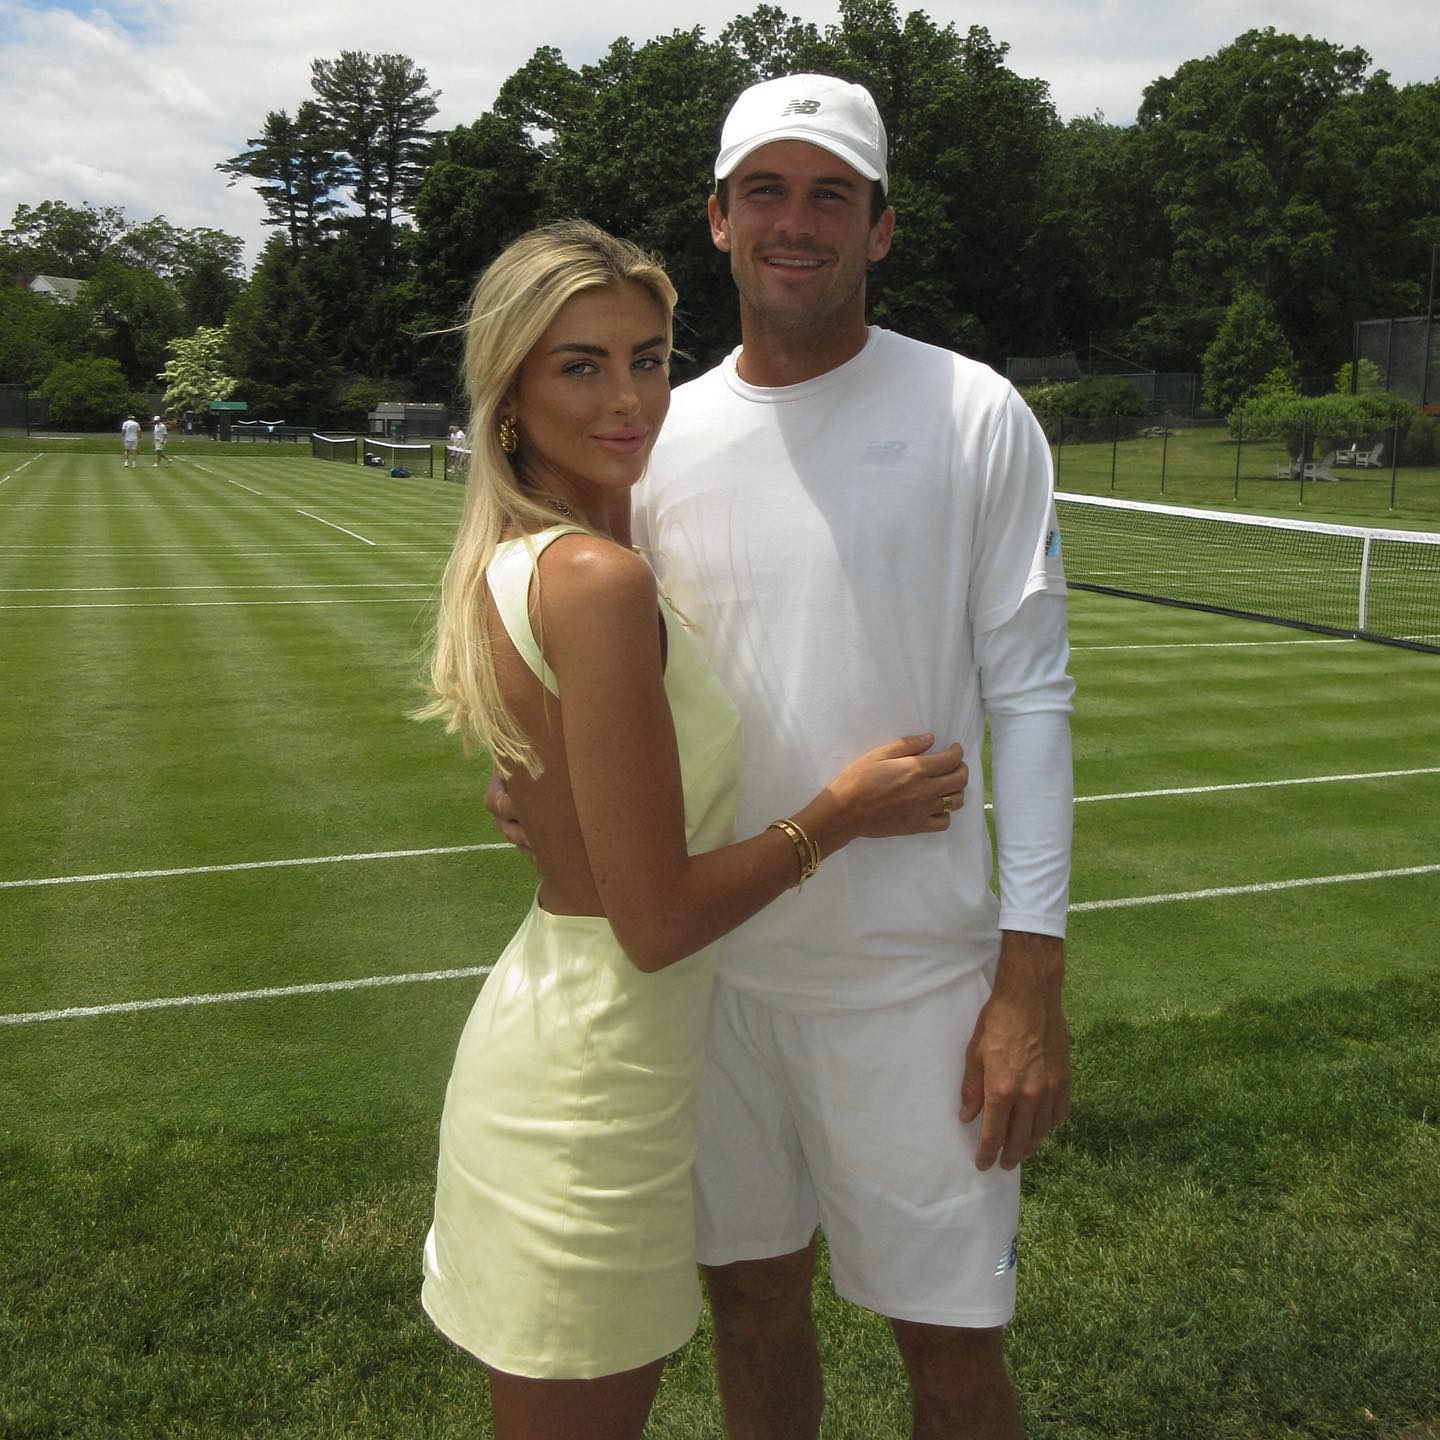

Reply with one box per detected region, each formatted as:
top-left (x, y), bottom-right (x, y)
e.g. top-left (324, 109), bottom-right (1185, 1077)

top-left (120, 414), bottom-right (140, 467)
top-left (151, 416), bottom-right (173, 466)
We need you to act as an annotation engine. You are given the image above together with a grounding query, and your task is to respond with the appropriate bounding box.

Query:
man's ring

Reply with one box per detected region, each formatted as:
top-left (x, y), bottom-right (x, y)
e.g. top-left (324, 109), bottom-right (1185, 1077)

top-left (940, 794), bottom-right (954, 813)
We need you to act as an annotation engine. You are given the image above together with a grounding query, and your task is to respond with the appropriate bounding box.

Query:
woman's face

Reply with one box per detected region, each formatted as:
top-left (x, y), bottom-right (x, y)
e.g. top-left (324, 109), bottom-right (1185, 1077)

top-left (507, 281), bottom-right (671, 508)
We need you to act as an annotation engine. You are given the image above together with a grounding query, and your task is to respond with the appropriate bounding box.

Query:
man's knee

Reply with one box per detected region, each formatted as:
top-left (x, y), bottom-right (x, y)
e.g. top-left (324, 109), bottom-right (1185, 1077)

top-left (890, 1319), bottom-right (1010, 1397)
top-left (703, 1242), bottom-right (816, 1337)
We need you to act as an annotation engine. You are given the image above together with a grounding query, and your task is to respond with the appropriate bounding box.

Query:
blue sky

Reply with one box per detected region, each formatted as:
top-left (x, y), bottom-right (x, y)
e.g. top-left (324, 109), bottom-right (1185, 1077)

top-left (1, 0), bottom-right (1437, 267)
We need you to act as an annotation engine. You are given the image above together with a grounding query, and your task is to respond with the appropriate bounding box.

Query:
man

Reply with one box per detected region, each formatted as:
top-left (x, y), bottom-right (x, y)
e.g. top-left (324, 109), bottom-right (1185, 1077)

top-left (152, 415), bottom-right (173, 466)
top-left (495, 74), bottom-right (1073, 1439)
top-left (120, 413), bottom-right (140, 467)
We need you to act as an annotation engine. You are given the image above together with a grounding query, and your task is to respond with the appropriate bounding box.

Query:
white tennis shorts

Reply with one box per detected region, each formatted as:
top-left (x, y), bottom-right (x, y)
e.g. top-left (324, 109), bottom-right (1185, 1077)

top-left (693, 969), bottom-right (1021, 1328)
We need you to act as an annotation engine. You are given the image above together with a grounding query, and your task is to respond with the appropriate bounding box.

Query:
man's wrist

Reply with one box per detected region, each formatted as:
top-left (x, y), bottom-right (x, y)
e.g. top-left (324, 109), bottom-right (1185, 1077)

top-left (996, 929), bottom-right (1065, 988)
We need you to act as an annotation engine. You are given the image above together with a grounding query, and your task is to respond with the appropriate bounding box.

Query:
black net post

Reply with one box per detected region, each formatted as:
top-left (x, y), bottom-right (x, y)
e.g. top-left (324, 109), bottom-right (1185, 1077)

top-left (1054, 414), bottom-right (1064, 488)
top-left (1159, 413), bottom-right (1170, 494)
top-left (1389, 415), bottom-right (1401, 510)
top-left (1110, 412), bottom-right (1120, 490)
top-left (1233, 408), bottom-right (1243, 500)
top-left (1423, 241), bottom-right (1437, 409)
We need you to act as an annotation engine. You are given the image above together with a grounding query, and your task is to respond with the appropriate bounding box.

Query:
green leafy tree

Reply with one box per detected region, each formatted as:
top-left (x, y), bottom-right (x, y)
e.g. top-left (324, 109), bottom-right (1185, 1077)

top-left (1137, 29), bottom-right (1392, 372)
top-left (217, 105), bottom-right (344, 251)
top-left (1201, 290), bottom-right (1296, 416)
top-left (311, 50), bottom-right (439, 276)
top-left (225, 235), bottom-right (339, 420)
top-left (113, 218), bottom-right (246, 328)
top-left (157, 325), bottom-right (237, 414)
top-left (38, 356), bottom-right (136, 428)
top-left (75, 259), bottom-right (187, 388)
top-left (0, 200), bottom-right (127, 279)
top-left (411, 112), bottom-right (544, 332)
top-left (0, 288), bottom-right (86, 383)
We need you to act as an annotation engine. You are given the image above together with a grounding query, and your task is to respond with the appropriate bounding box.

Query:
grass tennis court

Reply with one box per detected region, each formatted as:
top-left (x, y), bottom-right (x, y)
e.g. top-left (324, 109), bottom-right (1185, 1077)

top-left (2, 448), bottom-right (1438, 1438)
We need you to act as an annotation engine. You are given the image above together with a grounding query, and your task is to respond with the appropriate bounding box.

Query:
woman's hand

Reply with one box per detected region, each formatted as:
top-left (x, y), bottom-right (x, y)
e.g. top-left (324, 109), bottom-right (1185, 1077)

top-left (823, 733), bottom-right (968, 844)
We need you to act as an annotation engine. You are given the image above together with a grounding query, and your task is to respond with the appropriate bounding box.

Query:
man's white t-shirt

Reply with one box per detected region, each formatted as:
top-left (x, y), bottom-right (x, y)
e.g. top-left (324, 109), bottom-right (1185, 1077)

top-left (633, 328), bottom-right (1072, 1011)
top-left (121, 419), bottom-right (140, 447)
top-left (153, 422), bottom-right (167, 446)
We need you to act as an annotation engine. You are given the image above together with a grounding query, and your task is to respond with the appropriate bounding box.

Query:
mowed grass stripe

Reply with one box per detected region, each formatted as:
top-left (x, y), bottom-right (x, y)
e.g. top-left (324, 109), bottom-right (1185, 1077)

top-left (3, 763), bottom-right (1432, 889)
top-left (0, 978), bottom-right (1434, 1438)
top-left (5, 857), bottom-right (1437, 1030)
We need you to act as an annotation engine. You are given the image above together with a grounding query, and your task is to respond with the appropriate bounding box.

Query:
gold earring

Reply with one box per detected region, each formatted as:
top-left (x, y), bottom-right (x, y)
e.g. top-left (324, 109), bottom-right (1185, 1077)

top-left (498, 416), bottom-right (518, 454)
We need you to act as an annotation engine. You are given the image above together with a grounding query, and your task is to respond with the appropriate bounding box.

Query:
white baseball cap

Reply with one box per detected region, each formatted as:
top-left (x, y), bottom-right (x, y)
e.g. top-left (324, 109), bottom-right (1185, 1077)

top-left (715, 74), bottom-right (888, 192)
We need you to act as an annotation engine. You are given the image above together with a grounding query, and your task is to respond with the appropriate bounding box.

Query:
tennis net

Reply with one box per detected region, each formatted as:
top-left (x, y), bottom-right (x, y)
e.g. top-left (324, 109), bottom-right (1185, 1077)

top-left (1055, 491), bottom-right (1440, 653)
top-left (311, 433), bottom-right (358, 464)
top-left (363, 439), bottom-right (433, 477)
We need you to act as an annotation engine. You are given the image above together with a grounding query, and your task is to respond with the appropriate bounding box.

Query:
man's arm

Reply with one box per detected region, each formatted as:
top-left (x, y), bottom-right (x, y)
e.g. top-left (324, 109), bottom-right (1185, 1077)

top-left (960, 590), bottom-right (1074, 1170)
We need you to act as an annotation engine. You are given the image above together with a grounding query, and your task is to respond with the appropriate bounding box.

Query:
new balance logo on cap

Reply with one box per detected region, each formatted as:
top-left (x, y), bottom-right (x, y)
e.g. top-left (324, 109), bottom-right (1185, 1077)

top-left (782, 99), bottom-right (822, 115)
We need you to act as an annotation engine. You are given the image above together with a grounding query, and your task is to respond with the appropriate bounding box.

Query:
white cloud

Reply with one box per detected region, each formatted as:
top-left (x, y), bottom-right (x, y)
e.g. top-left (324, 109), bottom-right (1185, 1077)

top-left (1, 0), bottom-right (1436, 267)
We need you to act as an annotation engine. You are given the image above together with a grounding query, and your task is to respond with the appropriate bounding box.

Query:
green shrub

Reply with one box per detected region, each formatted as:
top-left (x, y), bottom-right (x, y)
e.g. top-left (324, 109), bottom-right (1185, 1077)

top-left (1062, 375), bottom-right (1148, 420)
top-left (1201, 290), bottom-right (1297, 417)
top-left (1018, 381), bottom-right (1068, 437)
top-left (1399, 410), bottom-right (1438, 466)
top-left (1334, 357), bottom-right (1385, 394)
top-left (37, 356), bottom-right (139, 430)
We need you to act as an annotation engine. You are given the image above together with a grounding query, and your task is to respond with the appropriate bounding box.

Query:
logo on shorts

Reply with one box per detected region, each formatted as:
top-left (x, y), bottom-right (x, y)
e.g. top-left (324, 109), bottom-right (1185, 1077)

top-left (994, 1235), bottom-right (1018, 1277)
top-left (1045, 529), bottom-right (1061, 558)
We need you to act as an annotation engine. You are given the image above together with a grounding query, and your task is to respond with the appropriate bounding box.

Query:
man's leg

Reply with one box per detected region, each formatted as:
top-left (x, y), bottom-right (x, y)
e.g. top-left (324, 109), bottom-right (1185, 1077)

top-left (890, 1321), bottom-right (1020, 1440)
top-left (703, 1241), bottom-right (822, 1440)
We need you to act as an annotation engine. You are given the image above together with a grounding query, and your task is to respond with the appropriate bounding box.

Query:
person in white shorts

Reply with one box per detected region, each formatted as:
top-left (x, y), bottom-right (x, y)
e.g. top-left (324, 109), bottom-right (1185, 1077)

top-left (120, 414), bottom-right (140, 466)
top-left (152, 416), bottom-right (173, 466)
top-left (494, 74), bottom-right (1073, 1439)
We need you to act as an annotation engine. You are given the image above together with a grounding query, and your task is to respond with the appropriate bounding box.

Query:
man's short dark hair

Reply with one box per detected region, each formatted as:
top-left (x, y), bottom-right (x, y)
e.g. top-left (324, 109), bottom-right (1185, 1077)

top-left (714, 176), bottom-right (889, 226)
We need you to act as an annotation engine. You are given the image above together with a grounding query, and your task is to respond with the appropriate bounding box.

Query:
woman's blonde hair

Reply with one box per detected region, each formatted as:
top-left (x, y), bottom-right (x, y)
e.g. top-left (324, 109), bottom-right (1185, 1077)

top-left (414, 219), bottom-right (677, 775)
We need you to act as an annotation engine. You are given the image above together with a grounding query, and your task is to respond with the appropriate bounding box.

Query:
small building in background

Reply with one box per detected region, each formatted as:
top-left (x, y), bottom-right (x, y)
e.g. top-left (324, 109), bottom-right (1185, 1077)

top-left (28, 274), bottom-right (83, 304)
top-left (368, 402), bottom-right (447, 440)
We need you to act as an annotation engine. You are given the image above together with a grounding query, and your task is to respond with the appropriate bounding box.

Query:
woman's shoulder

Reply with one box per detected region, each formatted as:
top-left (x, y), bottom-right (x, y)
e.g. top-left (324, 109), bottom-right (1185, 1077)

top-left (535, 529), bottom-right (657, 616)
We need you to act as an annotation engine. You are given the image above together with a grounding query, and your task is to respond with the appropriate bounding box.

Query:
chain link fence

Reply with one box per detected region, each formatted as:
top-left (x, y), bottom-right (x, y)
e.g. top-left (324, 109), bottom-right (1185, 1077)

top-left (1354, 316), bottom-right (1439, 408)
top-left (1049, 411), bottom-right (1440, 521)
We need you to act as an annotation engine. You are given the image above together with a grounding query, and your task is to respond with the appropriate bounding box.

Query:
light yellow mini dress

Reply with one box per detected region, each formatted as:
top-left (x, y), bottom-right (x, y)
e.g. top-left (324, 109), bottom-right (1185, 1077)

top-left (422, 526), bottom-right (742, 1380)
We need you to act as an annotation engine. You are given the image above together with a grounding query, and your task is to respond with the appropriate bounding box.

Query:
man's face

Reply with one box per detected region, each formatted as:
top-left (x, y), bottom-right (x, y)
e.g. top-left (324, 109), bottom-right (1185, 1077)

top-left (709, 141), bottom-right (894, 338)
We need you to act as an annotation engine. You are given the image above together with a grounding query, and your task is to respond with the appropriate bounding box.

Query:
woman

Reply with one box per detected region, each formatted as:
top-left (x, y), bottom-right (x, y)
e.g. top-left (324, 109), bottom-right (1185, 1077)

top-left (416, 220), bottom-right (966, 1440)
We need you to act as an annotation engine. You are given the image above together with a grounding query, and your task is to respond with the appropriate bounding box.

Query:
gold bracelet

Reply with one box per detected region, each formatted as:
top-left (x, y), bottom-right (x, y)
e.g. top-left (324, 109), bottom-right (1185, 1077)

top-left (768, 818), bottom-right (821, 886)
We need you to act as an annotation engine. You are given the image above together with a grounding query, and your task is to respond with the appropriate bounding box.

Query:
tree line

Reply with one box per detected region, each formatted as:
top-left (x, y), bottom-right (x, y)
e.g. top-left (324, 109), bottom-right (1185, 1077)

top-left (3, 1), bottom-right (1438, 431)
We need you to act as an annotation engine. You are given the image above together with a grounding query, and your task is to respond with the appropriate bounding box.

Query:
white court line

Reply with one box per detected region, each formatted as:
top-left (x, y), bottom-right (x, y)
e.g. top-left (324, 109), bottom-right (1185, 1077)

top-left (0, 455), bottom-right (40, 483)
top-left (1071, 766), bottom-right (1440, 804)
top-left (0, 546), bottom-right (446, 556)
top-left (0, 582), bottom-right (433, 593)
top-left (8, 768), bottom-right (1433, 892)
top-left (0, 966), bottom-right (496, 1027)
top-left (6, 859), bottom-right (1437, 1028)
top-left (0, 842), bottom-right (509, 890)
top-left (0, 597), bottom-right (430, 611)
top-left (182, 458), bottom-right (261, 497)
top-left (1072, 638), bottom-right (1354, 651)
top-left (295, 509), bottom-right (374, 545)
top-left (1072, 863), bottom-right (1440, 912)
